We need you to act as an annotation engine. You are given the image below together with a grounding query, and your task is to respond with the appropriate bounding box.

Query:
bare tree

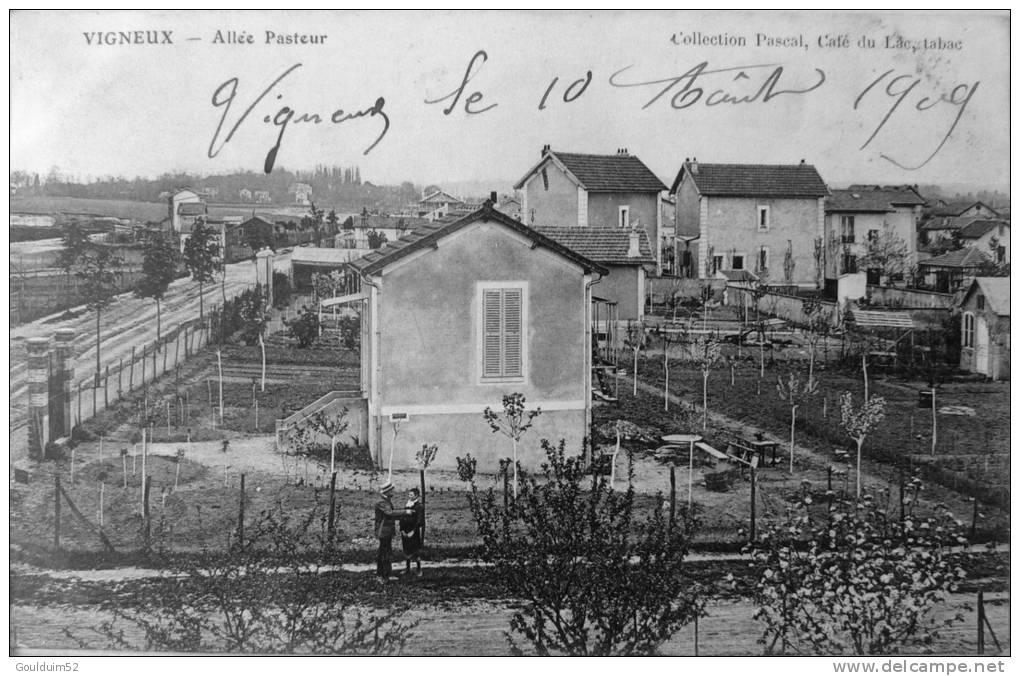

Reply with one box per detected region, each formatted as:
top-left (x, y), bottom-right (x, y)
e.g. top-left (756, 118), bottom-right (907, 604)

top-left (690, 334), bottom-right (722, 430)
top-left (775, 370), bottom-right (819, 472)
top-left (623, 321), bottom-right (649, 397)
top-left (839, 392), bottom-right (887, 499)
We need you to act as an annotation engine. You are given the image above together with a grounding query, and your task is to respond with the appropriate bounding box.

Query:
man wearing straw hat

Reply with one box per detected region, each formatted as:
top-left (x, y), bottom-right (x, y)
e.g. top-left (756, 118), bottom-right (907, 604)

top-left (374, 481), bottom-right (411, 582)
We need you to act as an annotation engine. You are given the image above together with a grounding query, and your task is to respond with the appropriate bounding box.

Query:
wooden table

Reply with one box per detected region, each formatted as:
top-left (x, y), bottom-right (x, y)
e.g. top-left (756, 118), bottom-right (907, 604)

top-left (662, 434), bottom-right (703, 508)
top-left (748, 439), bottom-right (779, 467)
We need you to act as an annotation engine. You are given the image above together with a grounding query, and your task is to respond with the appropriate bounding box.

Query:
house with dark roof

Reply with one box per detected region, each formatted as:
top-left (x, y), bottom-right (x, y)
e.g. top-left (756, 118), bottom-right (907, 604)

top-left (959, 219), bottom-right (1009, 264)
top-left (824, 185), bottom-right (926, 281)
top-left (533, 226), bottom-right (655, 320)
top-left (669, 159), bottom-right (829, 286)
top-left (916, 247), bottom-right (992, 292)
top-left (928, 200), bottom-right (1000, 219)
top-left (958, 277), bottom-right (1010, 380)
top-left (513, 147), bottom-right (668, 272)
top-left (336, 203), bottom-right (607, 472)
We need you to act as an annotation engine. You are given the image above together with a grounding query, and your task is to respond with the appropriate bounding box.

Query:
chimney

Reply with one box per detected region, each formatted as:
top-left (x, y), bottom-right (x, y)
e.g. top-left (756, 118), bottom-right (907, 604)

top-left (627, 228), bottom-right (641, 258)
top-left (541, 144), bottom-right (551, 156)
top-left (690, 157), bottom-right (698, 174)
top-left (489, 191), bottom-right (497, 205)
top-left (617, 148), bottom-right (629, 155)
top-left (800, 158), bottom-right (805, 165)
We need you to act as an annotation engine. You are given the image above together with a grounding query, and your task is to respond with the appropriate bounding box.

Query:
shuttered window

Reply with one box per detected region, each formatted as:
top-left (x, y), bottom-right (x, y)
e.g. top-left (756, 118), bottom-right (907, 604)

top-left (481, 287), bottom-right (524, 379)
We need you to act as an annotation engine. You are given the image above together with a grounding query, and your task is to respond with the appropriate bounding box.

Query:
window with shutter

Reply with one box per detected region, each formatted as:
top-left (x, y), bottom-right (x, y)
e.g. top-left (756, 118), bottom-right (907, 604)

top-left (480, 285), bottom-right (526, 381)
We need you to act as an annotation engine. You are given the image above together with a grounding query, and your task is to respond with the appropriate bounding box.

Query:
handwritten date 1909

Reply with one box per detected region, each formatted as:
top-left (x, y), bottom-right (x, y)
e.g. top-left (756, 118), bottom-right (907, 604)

top-left (208, 63), bottom-right (390, 174)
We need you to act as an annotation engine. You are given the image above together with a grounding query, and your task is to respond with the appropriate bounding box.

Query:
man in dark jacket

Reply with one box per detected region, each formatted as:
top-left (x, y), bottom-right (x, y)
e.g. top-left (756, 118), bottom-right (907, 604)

top-left (399, 487), bottom-right (425, 577)
top-left (374, 481), bottom-right (408, 581)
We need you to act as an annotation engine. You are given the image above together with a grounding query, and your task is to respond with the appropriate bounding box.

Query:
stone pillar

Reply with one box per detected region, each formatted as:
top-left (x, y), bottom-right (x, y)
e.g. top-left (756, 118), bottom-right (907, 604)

top-left (52, 329), bottom-right (75, 440)
top-left (27, 337), bottom-right (51, 460)
top-left (255, 247), bottom-right (275, 309)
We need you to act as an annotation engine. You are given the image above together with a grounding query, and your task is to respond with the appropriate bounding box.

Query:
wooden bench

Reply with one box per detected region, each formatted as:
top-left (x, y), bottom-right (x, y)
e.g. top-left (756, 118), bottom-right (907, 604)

top-left (695, 441), bottom-right (728, 462)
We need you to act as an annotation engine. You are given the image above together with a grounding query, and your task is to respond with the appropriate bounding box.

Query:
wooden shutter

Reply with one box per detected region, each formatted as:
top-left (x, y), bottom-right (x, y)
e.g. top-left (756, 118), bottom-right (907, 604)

top-left (503, 289), bottom-right (522, 377)
top-left (482, 289), bottom-right (503, 377)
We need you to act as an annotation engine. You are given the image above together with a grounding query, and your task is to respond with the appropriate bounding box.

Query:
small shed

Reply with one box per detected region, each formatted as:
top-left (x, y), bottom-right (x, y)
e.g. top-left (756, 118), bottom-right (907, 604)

top-left (958, 277), bottom-right (1010, 380)
top-left (917, 247), bottom-right (991, 292)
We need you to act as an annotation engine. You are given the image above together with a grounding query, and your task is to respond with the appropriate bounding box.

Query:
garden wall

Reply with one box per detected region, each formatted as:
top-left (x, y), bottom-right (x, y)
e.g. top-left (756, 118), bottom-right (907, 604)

top-left (867, 285), bottom-right (956, 309)
top-left (724, 285), bottom-right (840, 329)
top-left (646, 276), bottom-right (726, 309)
top-left (10, 268), bottom-right (146, 324)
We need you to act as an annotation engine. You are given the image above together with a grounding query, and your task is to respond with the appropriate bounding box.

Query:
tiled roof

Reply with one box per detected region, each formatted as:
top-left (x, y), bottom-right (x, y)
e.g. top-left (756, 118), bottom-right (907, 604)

top-left (236, 216), bottom-right (274, 229)
top-left (962, 277), bottom-right (1010, 316)
top-left (826, 189), bottom-right (896, 213)
top-left (845, 185), bottom-right (926, 206)
top-left (178, 202), bottom-right (208, 216)
top-left (532, 226), bottom-right (655, 266)
top-left (959, 219), bottom-right (1008, 240)
top-left (671, 161), bottom-right (829, 197)
top-left (917, 247), bottom-right (991, 269)
top-left (347, 205), bottom-right (607, 276)
top-left (515, 150), bottom-right (667, 192)
top-left (354, 214), bottom-right (431, 230)
top-left (920, 216), bottom-right (978, 233)
top-left (931, 200), bottom-right (999, 217)
top-left (419, 190), bottom-right (463, 204)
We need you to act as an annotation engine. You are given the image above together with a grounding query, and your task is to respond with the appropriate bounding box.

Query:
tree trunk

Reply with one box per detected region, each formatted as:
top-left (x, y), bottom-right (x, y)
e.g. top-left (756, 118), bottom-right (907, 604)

top-left (633, 348), bottom-right (639, 396)
top-left (855, 436), bottom-right (864, 499)
top-left (789, 405), bottom-right (797, 473)
top-left (216, 349), bottom-right (224, 424)
top-left (702, 371), bottom-right (709, 430)
top-left (759, 336), bottom-right (765, 379)
top-left (610, 431), bottom-right (621, 489)
top-left (862, 353), bottom-right (869, 403)
top-left (931, 387), bottom-right (937, 456)
top-left (259, 332), bottom-right (266, 392)
top-left (198, 280), bottom-right (204, 321)
top-left (808, 343), bottom-right (815, 382)
top-left (512, 438), bottom-right (519, 499)
top-left (95, 307), bottom-right (102, 384)
top-left (663, 355), bottom-right (669, 412)
top-left (156, 298), bottom-right (162, 350)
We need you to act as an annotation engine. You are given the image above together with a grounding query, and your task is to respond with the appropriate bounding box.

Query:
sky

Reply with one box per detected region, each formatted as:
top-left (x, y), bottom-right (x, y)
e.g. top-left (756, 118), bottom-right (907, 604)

top-left (10, 10), bottom-right (1010, 191)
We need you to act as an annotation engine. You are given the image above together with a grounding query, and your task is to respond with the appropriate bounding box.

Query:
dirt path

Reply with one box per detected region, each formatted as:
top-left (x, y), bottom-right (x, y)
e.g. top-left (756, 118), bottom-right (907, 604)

top-left (11, 593), bottom-right (1009, 655)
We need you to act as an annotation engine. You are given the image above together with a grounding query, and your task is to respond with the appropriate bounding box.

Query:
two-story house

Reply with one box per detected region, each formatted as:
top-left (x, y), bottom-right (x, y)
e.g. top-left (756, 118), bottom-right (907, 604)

top-left (824, 185), bottom-right (926, 282)
top-left (670, 159), bottom-right (829, 287)
top-left (959, 219), bottom-right (1010, 265)
top-left (514, 147), bottom-right (667, 270)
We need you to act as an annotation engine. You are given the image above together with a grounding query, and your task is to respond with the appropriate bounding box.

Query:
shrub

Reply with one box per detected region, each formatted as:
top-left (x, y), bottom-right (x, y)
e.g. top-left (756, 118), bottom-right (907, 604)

top-left (72, 505), bottom-right (417, 653)
top-left (748, 488), bottom-right (967, 655)
top-left (465, 439), bottom-right (703, 655)
top-left (286, 306), bottom-right (321, 348)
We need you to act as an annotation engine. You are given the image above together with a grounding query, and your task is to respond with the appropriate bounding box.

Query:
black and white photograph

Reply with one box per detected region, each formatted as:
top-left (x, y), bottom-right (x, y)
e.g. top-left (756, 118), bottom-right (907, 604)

top-left (8, 9), bottom-right (1012, 663)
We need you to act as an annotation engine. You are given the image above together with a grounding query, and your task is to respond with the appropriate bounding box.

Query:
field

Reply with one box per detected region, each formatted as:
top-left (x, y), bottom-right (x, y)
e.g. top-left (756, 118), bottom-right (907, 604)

top-left (11, 195), bottom-right (169, 222)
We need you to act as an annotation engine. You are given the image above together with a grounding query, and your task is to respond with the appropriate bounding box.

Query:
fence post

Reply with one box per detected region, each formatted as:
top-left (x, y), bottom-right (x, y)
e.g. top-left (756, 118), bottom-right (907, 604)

top-left (175, 324), bottom-right (182, 368)
top-left (143, 474), bottom-right (152, 549)
top-left (750, 466), bottom-right (757, 542)
top-left (152, 342), bottom-right (157, 378)
top-left (669, 465), bottom-right (676, 531)
top-left (54, 474), bottom-right (61, 551)
top-left (118, 358), bottom-right (123, 397)
top-left (237, 473), bottom-right (246, 549)
top-left (971, 498), bottom-right (979, 540)
top-left (104, 365), bottom-right (110, 408)
top-left (129, 347), bottom-right (136, 392)
top-left (141, 345), bottom-right (146, 387)
top-left (76, 381), bottom-right (83, 426)
top-left (327, 471), bottom-right (337, 549)
top-left (977, 590), bottom-right (985, 654)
